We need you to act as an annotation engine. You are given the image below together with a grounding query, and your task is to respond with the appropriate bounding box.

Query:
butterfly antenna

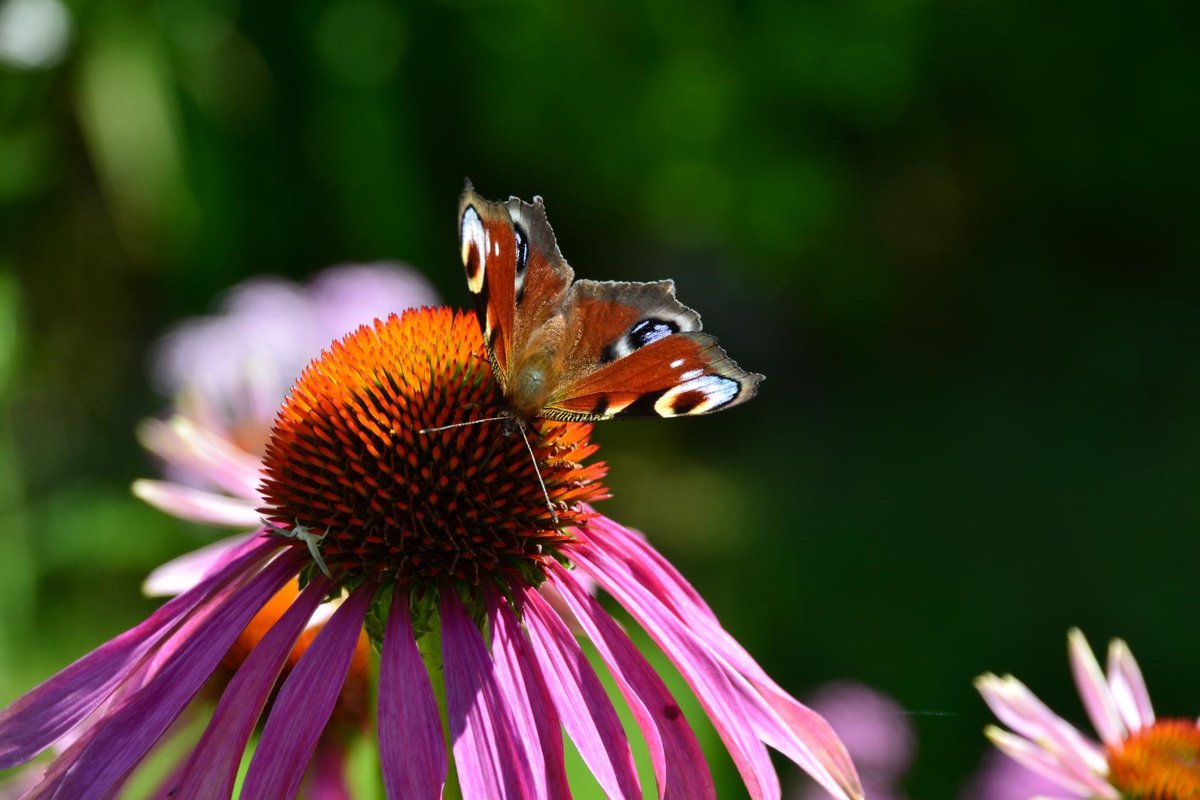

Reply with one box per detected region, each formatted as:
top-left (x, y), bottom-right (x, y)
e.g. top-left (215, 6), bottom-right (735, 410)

top-left (418, 415), bottom-right (512, 434)
top-left (515, 422), bottom-right (560, 526)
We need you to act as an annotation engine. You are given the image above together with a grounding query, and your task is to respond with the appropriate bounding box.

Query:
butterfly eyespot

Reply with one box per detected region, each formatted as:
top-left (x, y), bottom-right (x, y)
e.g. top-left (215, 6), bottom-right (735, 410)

top-left (630, 318), bottom-right (678, 347)
top-left (460, 205), bottom-right (487, 293)
top-left (652, 374), bottom-right (742, 417)
top-left (601, 316), bottom-right (682, 364)
top-left (514, 225), bottom-right (529, 275)
top-left (514, 224), bottom-right (529, 304)
top-left (668, 389), bottom-right (706, 415)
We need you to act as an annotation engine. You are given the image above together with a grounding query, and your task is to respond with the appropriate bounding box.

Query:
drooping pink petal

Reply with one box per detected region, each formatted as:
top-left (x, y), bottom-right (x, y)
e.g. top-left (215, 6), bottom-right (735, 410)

top-left (1067, 629), bottom-right (1125, 746)
top-left (440, 591), bottom-right (534, 800)
top-left (242, 584), bottom-right (377, 799)
top-left (40, 549), bottom-right (303, 800)
top-left (24, 714), bottom-right (108, 799)
top-left (132, 479), bottom-right (263, 527)
top-left (546, 563), bottom-right (716, 800)
top-left (522, 587), bottom-right (642, 800)
top-left (379, 590), bottom-right (447, 800)
top-left (585, 517), bottom-right (712, 616)
top-left (489, 596), bottom-right (571, 800)
top-left (142, 533), bottom-right (255, 597)
top-left (1106, 638), bottom-right (1154, 733)
top-left (138, 415), bottom-right (263, 499)
top-left (568, 542), bottom-right (781, 800)
top-left (0, 536), bottom-right (277, 769)
top-left (582, 519), bottom-right (864, 798)
top-left (169, 571), bottom-right (333, 799)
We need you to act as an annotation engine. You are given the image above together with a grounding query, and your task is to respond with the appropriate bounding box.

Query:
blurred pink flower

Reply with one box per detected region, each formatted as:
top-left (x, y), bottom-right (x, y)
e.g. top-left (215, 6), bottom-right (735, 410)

top-left (133, 262), bottom-right (437, 532)
top-left (793, 681), bottom-right (913, 800)
top-left (976, 628), bottom-right (1200, 799)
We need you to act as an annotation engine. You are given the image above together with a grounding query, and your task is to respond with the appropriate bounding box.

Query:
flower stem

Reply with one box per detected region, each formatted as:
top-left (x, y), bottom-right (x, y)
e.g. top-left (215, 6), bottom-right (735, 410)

top-left (421, 610), bottom-right (461, 800)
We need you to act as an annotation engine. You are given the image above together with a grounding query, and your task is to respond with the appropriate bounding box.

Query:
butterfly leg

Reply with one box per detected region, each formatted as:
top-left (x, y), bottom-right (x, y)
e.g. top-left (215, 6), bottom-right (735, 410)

top-left (513, 419), bottom-right (560, 526)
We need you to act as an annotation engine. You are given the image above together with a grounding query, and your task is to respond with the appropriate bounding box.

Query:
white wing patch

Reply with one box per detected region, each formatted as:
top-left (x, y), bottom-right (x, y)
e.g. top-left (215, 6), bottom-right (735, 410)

top-left (653, 374), bottom-right (741, 417)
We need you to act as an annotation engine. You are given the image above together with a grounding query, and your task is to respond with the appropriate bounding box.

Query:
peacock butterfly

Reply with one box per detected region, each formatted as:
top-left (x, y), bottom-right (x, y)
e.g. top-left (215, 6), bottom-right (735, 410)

top-left (429, 184), bottom-right (764, 519)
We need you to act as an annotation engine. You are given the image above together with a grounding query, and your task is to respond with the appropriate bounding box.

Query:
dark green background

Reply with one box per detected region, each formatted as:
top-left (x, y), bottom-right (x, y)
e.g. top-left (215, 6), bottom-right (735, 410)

top-left (2, 0), bottom-right (1198, 796)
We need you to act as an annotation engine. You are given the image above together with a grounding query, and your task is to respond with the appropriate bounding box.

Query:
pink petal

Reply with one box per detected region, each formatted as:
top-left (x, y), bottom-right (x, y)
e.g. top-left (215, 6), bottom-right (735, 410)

top-left (41, 549), bottom-right (302, 800)
top-left (572, 524), bottom-right (873, 799)
top-left (1106, 638), bottom-right (1154, 733)
top-left (985, 726), bottom-right (1119, 799)
top-left (440, 591), bottom-right (534, 800)
top-left (138, 415), bottom-right (263, 499)
top-left (1067, 629), bottom-right (1125, 746)
top-left (522, 588), bottom-right (641, 800)
top-left (587, 518), bottom-right (864, 798)
top-left (242, 584), bottom-right (377, 799)
top-left (568, 541), bottom-right (781, 800)
top-left (974, 674), bottom-right (1108, 783)
top-left (546, 563), bottom-right (715, 800)
top-left (142, 533), bottom-right (255, 597)
top-left (132, 479), bottom-right (263, 527)
top-left (489, 597), bottom-right (570, 800)
top-left (0, 536), bottom-right (277, 769)
top-left (169, 571), bottom-right (333, 799)
top-left (379, 590), bottom-right (447, 800)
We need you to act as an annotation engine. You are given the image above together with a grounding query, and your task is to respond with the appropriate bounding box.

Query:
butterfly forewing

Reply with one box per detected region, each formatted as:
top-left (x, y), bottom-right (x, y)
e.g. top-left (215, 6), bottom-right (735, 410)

top-left (458, 191), bottom-right (516, 382)
top-left (458, 187), bottom-right (577, 392)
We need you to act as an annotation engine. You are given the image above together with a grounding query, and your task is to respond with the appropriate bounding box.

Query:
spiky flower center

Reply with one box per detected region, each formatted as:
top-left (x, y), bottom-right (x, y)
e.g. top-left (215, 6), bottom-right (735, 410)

top-left (1107, 719), bottom-right (1200, 800)
top-left (260, 308), bottom-right (607, 590)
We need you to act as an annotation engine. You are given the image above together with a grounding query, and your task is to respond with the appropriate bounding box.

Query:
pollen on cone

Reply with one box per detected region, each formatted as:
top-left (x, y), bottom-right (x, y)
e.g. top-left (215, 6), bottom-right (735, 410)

top-left (259, 307), bottom-right (608, 588)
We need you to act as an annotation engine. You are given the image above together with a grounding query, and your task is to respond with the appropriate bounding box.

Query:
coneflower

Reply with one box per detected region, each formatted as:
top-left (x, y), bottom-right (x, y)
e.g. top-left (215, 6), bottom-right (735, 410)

top-left (1, 307), bottom-right (863, 800)
top-left (977, 628), bottom-right (1200, 800)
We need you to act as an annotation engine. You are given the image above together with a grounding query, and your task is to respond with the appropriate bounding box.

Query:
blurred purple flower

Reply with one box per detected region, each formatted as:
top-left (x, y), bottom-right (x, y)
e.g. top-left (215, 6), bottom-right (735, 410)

top-left (151, 262), bottom-right (438, 456)
top-left (794, 681), bottom-right (914, 800)
top-left (958, 749), bottom-right (1068, 800)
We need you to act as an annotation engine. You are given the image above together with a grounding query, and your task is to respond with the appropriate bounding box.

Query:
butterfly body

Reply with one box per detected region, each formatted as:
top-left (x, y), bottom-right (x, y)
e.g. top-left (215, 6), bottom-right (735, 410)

top-left (458, 186), bottom-right (763, 427)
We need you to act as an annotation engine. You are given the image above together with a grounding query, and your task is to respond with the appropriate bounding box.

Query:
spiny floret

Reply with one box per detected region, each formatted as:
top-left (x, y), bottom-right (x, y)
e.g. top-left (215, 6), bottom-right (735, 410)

top-left (1107, 719), bottom-right (1200, 800)
top-left (260, 307), bottom-right (608, 588)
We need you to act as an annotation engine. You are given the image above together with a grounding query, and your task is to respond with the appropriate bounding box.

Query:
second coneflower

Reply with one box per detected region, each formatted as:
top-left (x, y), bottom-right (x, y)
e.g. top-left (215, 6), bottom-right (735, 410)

top-left (0, 307), bottom-right (863, 800)
top-left (977, 628), bottom-right (1200, 800)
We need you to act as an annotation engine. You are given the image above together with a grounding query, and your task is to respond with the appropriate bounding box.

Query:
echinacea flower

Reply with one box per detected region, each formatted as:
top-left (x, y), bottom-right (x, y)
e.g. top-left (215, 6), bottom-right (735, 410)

top-left (977, 628), bottom-right (1200, 799)
top-left (0, 306), bottom-right (863, 799)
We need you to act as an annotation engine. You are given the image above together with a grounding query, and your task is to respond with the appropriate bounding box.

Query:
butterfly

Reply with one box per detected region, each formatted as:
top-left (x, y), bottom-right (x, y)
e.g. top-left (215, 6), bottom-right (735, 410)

top-left (428, 184), bottom-right (764, 519)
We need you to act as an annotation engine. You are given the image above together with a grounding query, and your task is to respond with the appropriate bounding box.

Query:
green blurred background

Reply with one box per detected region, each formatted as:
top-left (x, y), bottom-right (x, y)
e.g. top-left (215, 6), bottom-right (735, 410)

top-left (1, 0), bottom-right (1199, 796)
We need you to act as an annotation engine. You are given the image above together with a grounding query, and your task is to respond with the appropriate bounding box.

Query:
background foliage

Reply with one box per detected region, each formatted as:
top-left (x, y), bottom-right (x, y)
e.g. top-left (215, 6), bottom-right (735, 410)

top-left (1, 0), bottom-right (1198, 796)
